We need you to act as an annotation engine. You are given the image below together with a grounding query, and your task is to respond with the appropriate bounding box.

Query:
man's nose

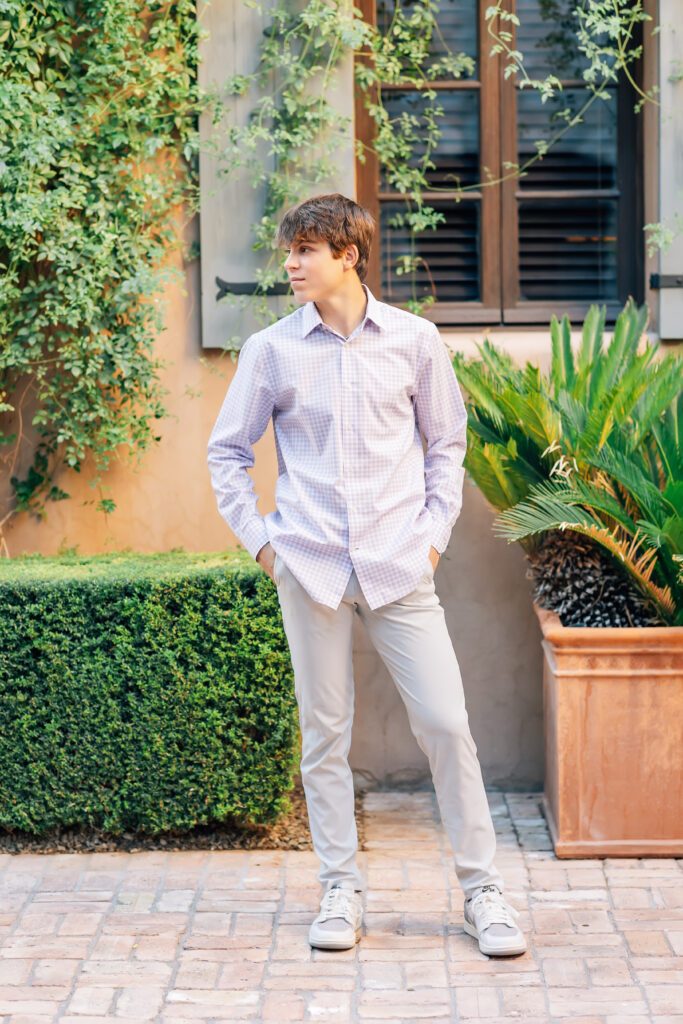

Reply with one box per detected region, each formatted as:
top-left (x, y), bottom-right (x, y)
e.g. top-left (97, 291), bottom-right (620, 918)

top-left (284, 251), bottom-right (297, 271)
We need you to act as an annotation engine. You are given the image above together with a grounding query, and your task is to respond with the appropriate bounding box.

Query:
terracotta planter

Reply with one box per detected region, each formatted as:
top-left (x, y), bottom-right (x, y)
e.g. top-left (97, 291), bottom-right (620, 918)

top-left (535, 605), bottom-right (683, 857)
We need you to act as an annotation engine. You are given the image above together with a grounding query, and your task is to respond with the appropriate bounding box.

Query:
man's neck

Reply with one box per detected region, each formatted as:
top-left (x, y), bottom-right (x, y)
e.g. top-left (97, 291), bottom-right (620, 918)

top-left (314, 277), bottom-right (368, 339)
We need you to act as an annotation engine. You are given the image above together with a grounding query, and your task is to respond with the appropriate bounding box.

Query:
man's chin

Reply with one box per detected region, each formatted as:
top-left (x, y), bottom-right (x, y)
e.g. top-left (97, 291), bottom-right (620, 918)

top-left (291, 285), bottom-right (317, 304)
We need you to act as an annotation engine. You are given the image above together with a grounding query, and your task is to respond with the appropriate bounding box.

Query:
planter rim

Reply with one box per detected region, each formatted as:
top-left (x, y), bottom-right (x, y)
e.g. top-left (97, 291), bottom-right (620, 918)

top-left (534, 603), bottom-right (683, 650)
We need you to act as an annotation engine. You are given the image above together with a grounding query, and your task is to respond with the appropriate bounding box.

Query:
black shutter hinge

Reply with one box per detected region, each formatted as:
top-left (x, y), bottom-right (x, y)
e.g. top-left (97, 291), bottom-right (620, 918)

top-left (650, 273), bottom-right (683, 290)
top-left (215, 277), bottom-right (290, 301)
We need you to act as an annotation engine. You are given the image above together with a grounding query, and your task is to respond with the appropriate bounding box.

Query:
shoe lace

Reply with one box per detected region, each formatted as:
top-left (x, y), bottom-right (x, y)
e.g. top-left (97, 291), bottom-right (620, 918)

top-left (470, 886), bottom-right (518, 930)
top-left (320, 886), bottom-right (355, 923)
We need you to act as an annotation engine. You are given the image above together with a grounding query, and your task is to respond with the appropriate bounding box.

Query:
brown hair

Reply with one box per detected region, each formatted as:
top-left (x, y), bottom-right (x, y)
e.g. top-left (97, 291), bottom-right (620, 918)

top-left (276, 194), bottom-right (375, 282)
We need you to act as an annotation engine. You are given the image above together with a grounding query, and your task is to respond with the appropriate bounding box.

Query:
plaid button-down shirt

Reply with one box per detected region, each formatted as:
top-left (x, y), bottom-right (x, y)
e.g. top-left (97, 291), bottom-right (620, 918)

top-left (207, 288), bottom-right (467, 610)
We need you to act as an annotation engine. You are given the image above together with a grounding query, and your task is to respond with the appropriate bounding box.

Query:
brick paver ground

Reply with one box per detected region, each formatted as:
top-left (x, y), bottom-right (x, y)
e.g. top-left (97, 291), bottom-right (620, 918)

top-left (1, 791), bottom-right (682, 1023)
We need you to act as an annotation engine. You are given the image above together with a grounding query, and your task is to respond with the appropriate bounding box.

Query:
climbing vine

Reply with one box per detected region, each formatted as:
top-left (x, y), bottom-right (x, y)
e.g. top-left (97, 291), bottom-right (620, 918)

top-left (0, 0), bottom-right (212, 548)
top-left (218, 0), bottom-right (658, 322)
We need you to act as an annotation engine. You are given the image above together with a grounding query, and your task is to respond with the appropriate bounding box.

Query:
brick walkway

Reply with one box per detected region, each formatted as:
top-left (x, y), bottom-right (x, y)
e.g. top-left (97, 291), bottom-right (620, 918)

top-left (1, 791), bottom-right (682, 1023)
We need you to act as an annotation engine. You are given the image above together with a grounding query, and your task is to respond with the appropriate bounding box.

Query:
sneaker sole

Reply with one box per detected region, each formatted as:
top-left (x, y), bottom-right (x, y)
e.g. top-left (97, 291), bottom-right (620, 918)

top-left (463, 919), bottom-right (527, 957)
top-left (309, 928), bottom-right (361, 951)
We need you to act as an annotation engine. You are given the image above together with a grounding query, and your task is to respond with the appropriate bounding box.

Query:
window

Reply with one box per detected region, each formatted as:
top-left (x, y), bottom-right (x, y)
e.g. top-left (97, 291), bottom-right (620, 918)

top-left (355, 0), bottom-right (643, 324)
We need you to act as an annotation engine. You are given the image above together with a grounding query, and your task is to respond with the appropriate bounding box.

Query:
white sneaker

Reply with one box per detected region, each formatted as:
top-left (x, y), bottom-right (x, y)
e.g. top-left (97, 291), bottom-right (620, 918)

top-left (464, 884), bottom-right (527, 956)
top-left (308, 885), bottom-right (363, 950)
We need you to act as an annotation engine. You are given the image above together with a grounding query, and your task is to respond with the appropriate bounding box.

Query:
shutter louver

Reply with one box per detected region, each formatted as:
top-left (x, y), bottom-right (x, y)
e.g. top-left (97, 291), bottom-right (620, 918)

top-left (511, 0), bottom-right (627, 311)
top-left (518, 200), bottom-right (618, 301)
top-left (381, 202), bottom-right (480, 303)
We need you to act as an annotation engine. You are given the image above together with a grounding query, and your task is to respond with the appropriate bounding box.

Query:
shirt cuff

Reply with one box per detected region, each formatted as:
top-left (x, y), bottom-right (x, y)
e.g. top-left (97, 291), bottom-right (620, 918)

top-left (430, 519), bottom-right (454, 555)
top-left (242, 517), bottom-right (270, 562)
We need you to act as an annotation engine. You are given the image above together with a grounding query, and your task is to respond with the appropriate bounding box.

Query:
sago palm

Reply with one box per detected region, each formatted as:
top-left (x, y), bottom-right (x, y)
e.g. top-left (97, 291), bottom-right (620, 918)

top-left (453, 301), bottom-right (683, 625)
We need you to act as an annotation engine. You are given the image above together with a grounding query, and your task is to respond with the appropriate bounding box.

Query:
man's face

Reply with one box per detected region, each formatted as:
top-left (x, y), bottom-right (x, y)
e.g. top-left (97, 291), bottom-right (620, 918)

top-left (283, 238), bottom-right (349, 303)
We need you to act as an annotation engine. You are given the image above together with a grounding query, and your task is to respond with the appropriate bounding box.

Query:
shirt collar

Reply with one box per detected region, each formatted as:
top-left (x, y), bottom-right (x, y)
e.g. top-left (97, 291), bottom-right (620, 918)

top-left (301, 298), bottom-right (323, 337)
top-left (301, 284), bottom-right (387, 338)
top-left (362, 285), bottom-right (387, 332)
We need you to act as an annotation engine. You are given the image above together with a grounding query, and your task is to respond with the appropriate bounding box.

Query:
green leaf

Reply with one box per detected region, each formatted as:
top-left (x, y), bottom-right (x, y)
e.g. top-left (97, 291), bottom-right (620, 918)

top-left (550, 313), bottom-right (575, 396)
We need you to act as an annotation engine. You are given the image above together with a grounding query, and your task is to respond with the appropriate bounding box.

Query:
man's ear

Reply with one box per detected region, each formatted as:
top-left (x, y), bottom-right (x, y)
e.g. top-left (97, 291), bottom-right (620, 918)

top-left (342, 244), bottom-right (359, 271)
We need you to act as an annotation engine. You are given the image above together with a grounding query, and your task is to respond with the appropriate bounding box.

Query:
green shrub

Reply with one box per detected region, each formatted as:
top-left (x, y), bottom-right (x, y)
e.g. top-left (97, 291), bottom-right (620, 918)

top-left (0, 550), bottom-right (298, 834)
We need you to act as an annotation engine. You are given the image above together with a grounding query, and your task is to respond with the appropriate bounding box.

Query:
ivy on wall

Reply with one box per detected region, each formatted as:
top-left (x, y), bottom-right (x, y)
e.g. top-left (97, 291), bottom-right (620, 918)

top-left (0, 0), bottom-right (210, 548)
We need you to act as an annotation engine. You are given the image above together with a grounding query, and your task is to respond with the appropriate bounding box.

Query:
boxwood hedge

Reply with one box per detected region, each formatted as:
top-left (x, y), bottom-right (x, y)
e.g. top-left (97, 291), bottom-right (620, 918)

top-left (0, 550), bottom-right (298, 835)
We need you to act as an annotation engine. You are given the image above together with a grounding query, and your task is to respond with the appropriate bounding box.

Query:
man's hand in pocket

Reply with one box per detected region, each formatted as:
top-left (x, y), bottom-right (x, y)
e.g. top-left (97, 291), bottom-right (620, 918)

top-left (256, 542), bottom-right (276, 582)
top-left (429, 546), bottom-right (440, 571)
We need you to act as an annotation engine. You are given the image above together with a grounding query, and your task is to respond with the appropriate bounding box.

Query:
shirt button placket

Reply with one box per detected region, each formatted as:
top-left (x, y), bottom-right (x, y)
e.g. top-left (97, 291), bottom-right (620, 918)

top-left (343, 344), bottom-right (361, 555)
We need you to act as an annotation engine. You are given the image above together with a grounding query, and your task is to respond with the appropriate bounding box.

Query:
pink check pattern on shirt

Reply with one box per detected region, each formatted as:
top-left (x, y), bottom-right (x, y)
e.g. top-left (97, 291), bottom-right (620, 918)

top-left (207, 287), bottom-right (467, 610)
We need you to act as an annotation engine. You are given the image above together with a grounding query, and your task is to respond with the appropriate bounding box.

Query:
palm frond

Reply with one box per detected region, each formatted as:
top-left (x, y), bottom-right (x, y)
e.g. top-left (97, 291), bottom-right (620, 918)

top-left (550, 314), bottom-right (575, 396)
top-left (580, 352), bottom-right (655, 453)
top-left (587, 299), bottom-right (649, 405)
top-left (576, 304), bottom-right (606, 383)
top-left (518, 477), bottom-right (641, 537)
top-left (583, 447), bottom-right (671, 526)
top-left (464, 443), bottom-right (530, 517)
top-left (467, 418), bottom-right (511, 448)
top-left (520, 362), bottom-right (542, 397)
top-left (660, 512), bottom-right (683, 554)
top-left (494, 494), bottom-right (675, 622)
top-left (631, 357), bottom-right (683, 448)
top-left (555, 389), bottom-right (587, 445)
top-left (497, 389), bottom-right (561, 453)
top-left (467, 423), bottom-right (546, 488)
top-left (638, 513), bottom-right (683, 560)
top-left (475, 338), bottom-right (518, 382)
top-left (452, 357), bottom-right (507, 433)
top-left (650, 391), bottom-right (683, 483)
top-left (663, 480), bottom-right (683, 519)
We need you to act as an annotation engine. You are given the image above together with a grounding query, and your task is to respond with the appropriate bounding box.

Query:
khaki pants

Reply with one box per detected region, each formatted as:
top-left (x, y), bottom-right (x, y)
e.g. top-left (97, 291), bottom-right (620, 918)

top-left (274, 554), bottom-right (504, 898)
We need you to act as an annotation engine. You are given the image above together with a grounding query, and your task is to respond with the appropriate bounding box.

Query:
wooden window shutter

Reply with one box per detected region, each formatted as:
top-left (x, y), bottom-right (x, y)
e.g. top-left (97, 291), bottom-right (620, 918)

top-left (198, 0), bottom-right (356, 349)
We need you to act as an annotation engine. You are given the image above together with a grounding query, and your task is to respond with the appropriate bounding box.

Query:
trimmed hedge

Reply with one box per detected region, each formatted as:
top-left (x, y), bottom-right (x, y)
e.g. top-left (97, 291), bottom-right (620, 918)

top-left (0, 550), bottom-right (298, 835)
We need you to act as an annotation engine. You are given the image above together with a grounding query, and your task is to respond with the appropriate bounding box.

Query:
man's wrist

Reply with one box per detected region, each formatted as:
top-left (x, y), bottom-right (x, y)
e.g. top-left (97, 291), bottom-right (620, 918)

top-left (256, 542), bottom-right (269, 562)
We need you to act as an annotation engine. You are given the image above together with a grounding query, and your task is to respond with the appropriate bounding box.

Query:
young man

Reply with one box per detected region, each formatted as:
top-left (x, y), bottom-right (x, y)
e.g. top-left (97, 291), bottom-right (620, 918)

top-left (207, 193), bottom-right (526, 957)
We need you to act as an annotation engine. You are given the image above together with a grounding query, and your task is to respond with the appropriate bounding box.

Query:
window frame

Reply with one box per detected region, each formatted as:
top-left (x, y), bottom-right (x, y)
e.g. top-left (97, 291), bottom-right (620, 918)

top-left (355, 0), bottom-right (644, 325)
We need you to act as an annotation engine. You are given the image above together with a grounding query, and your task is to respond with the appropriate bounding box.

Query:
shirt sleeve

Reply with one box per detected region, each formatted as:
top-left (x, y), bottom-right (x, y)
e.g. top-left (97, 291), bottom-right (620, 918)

top-left (206, 335), bottom-right (274, 560)
top-left (414, 324), bottom-right (468, 553)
